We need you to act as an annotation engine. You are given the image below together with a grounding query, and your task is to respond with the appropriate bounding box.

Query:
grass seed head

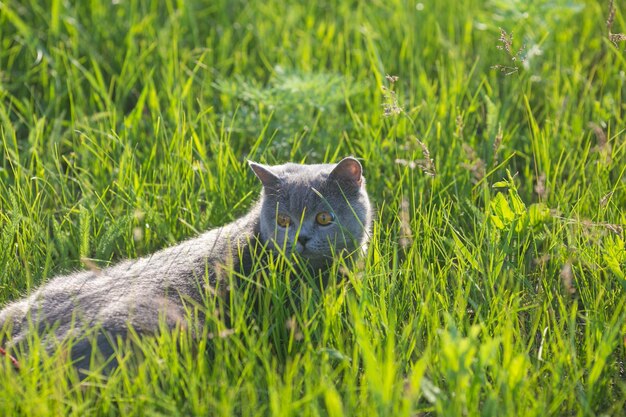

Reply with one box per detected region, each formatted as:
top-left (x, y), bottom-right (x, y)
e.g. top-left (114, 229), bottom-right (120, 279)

top-left (607, 0), bottom-right (626, 45)
top-left (416, 138), bottom-right (436, 177)
top-left (454, 114), bottom-right (464, 139)
top-left (492, 27), bottom-right (526, 76)
top-left (493, 125), bottom-right (503, 159)
top-left (382, 74), bottom-right (403, 117)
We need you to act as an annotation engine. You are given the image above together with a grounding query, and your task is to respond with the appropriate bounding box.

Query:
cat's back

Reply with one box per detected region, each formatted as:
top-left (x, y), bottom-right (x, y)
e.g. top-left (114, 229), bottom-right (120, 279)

top-left (0, 210), bottom-right (260, 341)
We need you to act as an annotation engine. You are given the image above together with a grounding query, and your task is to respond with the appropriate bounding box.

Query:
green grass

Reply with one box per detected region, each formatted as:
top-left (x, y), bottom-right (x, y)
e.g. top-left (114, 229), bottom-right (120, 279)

top-left (0, 0), bottom-right (625, 415)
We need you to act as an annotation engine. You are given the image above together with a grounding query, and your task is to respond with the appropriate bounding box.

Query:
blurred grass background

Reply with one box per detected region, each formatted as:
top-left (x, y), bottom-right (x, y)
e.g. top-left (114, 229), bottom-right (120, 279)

top-left (0, 0), bottom-right (625, 415)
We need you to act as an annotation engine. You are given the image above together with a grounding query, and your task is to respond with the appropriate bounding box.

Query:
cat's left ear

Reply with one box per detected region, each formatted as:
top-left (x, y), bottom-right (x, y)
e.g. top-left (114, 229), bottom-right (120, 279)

top-left (329, 157), bottom-right (363, 187)
top-left (248, 161), bottom-right (281, 188)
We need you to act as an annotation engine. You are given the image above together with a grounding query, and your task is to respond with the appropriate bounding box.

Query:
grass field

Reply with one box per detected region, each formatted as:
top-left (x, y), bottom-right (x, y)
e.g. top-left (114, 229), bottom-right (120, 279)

top-left (1, 0), bottom-right (625, 415)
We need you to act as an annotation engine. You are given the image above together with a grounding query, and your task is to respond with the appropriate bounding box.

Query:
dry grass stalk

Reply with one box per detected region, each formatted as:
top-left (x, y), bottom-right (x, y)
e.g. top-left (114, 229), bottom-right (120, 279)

top-left (600, 191), bottom-right (614, 208)
top-left (588, 122), bottom-right (607, 148)
top-left (610, 33), bottom-right (626, 44)
top-left (395, 146), bottom-right (436, 177)
top-left (385, 74), bottom-right (399, 83)
top-left (589, 122), bottom-right (612, 164)
top-left (604, 223), bottom-right (624, 235)
top-left (560, 262), bottom-right (576, 295)
top-left (286, 316), bottom-right (304, 341)
top-left (208, 329), bottom-right (235, 339)
top-left (534, 172), bottom-right (547, 200)
top-left (81, 257), bottom-right (102, 274)
top-left (493, 125), bottom-right (503, 159)
top-left (607, 0), bottom-right (626, 45)
top-left (553, 215), bottom-right (624, 236)
top-left (398, 198), bottom-right (413, 250)
top-left (133, 227), bottom-right (144, 242)
top-left (533, 253), bottom-right (551, 267)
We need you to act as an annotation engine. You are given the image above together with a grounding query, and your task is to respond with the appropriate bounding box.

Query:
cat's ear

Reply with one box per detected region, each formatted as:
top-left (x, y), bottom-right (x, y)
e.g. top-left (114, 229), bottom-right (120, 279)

top-left (329, 157), bottom-right (363, 187)
top-left (248, 161), bottom-right (281, 188)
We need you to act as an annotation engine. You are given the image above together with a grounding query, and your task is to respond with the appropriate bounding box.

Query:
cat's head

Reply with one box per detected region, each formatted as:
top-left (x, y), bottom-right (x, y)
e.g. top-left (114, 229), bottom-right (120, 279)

top-left (249, 157), bottom-right (372, 270)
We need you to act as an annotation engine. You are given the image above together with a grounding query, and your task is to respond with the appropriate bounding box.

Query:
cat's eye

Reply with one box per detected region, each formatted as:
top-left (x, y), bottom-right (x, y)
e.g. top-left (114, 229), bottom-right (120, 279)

top-left (276, 213), bottom-right (291, 227)
top-left (315, 211), bottom-right (335, 226)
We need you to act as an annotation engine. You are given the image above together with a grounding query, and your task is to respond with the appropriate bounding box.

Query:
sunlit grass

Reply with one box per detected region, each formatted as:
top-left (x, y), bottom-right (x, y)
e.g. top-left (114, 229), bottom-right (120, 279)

top-left (0, 0), bottom-right (625, 415)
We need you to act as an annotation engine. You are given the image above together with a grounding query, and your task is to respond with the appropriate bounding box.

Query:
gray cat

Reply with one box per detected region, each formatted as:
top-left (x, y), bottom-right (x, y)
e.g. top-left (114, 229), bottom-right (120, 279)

top-left (0, 157), bottom-right (372, 369)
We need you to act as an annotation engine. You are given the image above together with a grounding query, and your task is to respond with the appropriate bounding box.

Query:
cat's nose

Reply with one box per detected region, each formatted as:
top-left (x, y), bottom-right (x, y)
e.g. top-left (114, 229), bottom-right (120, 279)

top-left (298, 235), bottom-right (310, 246)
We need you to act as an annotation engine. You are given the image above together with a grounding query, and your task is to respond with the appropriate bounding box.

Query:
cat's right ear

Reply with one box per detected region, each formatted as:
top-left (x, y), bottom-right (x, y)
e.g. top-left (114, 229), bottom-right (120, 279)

top-left (329, 157), bottom-right (363, 187)
top-left (248, 161), bottom-right (281, 188)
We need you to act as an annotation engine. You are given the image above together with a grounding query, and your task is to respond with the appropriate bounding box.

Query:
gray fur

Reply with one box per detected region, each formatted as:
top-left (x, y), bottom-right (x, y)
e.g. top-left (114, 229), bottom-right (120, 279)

top-left (0, 157), bottom-right (371, 367)
top-left (250, 157), bottom-right (371, 270)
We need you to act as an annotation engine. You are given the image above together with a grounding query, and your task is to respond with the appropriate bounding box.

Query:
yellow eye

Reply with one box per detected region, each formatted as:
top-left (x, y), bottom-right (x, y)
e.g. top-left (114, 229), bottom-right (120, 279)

top-left (315, 211), bottom-right (335, 226)
top-left (276, 213), bottom-right (291, 227)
